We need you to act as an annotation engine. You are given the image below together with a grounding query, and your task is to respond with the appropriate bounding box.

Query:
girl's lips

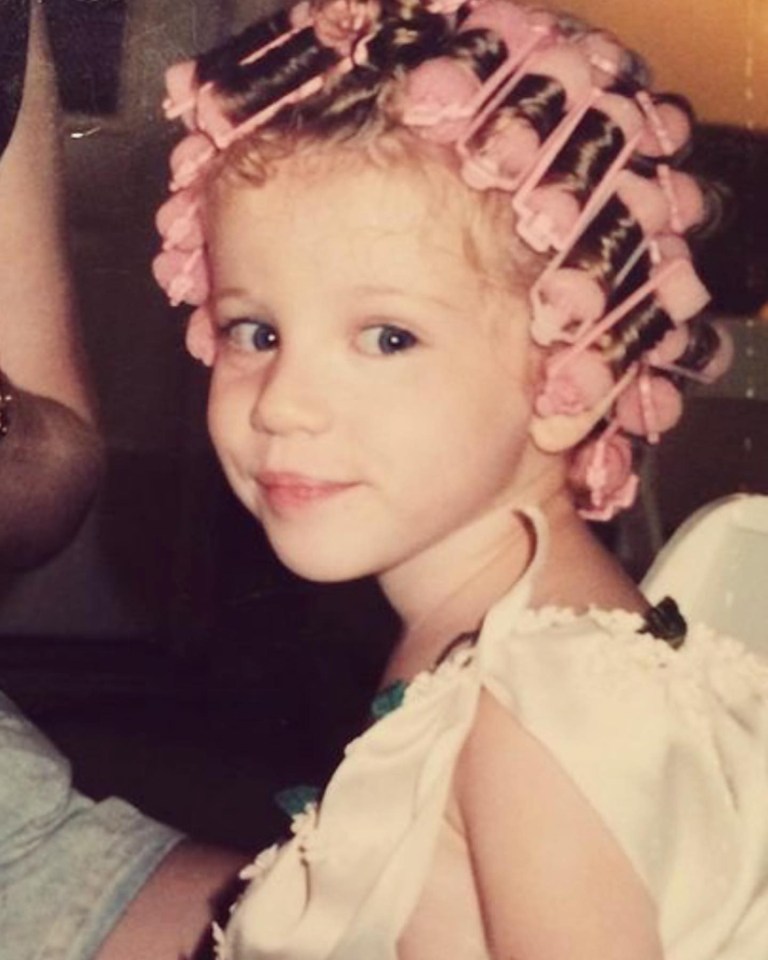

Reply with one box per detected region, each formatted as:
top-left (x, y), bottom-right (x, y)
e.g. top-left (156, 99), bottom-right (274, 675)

top-left (257, 472), bottom-right (359, 510)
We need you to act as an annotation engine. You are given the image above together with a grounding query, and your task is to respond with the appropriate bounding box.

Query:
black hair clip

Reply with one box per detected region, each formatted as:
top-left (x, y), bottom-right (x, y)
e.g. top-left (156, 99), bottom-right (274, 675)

top-left (640, 596), bottom-right (687, 649)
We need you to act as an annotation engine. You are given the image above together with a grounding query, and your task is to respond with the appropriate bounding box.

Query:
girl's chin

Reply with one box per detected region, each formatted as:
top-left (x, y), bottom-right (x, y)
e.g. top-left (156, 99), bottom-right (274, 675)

top-left (265, 525), bottom-right (396, 583)
top-left (273, 550), bottom-right (375, 584)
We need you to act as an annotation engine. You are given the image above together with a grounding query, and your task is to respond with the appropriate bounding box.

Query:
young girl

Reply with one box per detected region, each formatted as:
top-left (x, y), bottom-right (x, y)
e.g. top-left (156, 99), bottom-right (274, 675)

top-left (153, 1), bottom-right (768, 957)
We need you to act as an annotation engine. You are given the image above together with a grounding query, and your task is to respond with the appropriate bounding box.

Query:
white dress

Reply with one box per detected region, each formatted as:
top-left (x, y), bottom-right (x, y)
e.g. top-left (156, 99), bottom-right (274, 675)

top-left (218, 519), bottom-right (768, 960)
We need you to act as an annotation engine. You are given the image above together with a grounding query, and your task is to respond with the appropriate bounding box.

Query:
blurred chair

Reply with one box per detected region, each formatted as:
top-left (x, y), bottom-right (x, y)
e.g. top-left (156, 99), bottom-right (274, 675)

top-left (641, 494), bottom-right (768, 655)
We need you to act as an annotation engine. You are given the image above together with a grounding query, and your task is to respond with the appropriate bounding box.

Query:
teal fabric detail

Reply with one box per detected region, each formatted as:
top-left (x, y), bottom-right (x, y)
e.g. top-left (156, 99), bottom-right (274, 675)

top-left (274, 784), bottom-right (321, 818)
top-left (370, 680), bottom-right (408, 721)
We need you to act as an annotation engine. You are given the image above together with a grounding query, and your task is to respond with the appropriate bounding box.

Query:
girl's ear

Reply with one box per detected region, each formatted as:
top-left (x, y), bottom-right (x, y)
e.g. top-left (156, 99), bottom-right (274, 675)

top-left (186, 306), bottom-right (217, 366)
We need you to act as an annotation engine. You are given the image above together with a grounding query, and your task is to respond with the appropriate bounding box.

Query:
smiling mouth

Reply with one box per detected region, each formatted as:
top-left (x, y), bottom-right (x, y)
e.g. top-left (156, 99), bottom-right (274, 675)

top-left (257, 473), bottom-right (359, 511)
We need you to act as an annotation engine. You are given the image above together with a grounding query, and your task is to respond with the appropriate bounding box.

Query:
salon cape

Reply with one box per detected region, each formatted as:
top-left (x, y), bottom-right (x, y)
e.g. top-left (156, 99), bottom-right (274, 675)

top-left (221, 517), bottom-right (768, 960)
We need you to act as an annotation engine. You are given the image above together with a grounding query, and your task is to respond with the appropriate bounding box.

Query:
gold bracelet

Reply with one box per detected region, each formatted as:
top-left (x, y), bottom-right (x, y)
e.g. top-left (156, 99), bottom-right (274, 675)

top-left (0, 372), bottom-right (13, 438)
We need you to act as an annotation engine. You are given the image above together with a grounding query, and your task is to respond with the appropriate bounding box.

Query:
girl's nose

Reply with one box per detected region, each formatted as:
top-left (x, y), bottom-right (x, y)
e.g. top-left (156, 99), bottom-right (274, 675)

top-left (249, 351), bottom-right (333, 437)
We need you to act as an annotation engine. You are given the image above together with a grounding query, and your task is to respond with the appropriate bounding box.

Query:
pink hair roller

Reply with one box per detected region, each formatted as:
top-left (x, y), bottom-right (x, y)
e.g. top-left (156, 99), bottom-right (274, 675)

top-left (152, 248), bottom-right (209, 307)
top-left (647, 325), bottom-right (690, 366)
top-left (311, 0), bottom-right (382, 56)
top-left (615, 373), bottom-right (683, 440)
top-left (652, 249), bottom-right (710, 322)
top-left (576, 31), bottom-right (627, 84)
top-left (657, 166), bottom-right (706, 233)
top-left (185, 306), bottom-right (218, 366)
top-left (530, 267), bottom-right (606, 346)
top-left (635, 92), bottom-right (692, 158)
top-left (699, 322), bottom-right (735, 383)
top-left (525, 46), bottom-right (594, 106)
top-left (156, 189), bottom-right (205, 251)
top-left (535, 348), bottom-right (615, 417)
top-left (163, 61), bottom-right (199, 129)
top-left (516, 185), bottom-right (582, 252)
top-left (426, 0), bottom-right (466, 13)
top-left (195, 84), bottom-right (238, 149)
top-left (458, 45), bottom-right (593, 191)
top-left (459, 0), bottom-right (546, 58)
top-left (615, 170), bottom-right (671, 236)
top-left (399, 57), bottom-right (482, 142)
top-left (169, 133), bottom-right (217, 191)
top-left (460, 118), bottom-right (540, 189)
top-left (516, 91), bottom-right (645, 252)
top-left (571, 430), bottom-right (639, 520)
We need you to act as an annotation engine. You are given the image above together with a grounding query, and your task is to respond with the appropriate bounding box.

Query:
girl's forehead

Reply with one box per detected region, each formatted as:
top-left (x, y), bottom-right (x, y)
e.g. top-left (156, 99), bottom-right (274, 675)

top-left (213, 151), bottom-right (457, 230)
top-left (208, 145), bottom-right (521, 291)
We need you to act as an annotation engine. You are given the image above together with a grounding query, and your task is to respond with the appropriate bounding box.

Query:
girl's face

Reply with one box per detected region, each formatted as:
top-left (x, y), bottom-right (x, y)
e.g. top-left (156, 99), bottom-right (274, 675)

top-left (207, 155), bottom-right (548, 587)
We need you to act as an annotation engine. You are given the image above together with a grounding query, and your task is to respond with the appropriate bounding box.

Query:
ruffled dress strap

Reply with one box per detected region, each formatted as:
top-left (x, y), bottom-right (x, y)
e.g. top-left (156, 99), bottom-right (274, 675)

top-left (477, 506), bottom-right (548, 656)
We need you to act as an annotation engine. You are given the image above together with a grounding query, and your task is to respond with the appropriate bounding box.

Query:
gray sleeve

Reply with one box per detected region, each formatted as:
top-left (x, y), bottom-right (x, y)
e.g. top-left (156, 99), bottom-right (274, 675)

top-left (0, 690), bottom-right (184, 960)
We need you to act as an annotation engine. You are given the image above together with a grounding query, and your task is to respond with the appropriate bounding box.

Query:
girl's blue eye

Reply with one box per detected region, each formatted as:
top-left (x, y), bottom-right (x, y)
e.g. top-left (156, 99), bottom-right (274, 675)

top-left (358, 324), bottom-right (418, 356)
top-left (226, 319), bottom-right (279, 352)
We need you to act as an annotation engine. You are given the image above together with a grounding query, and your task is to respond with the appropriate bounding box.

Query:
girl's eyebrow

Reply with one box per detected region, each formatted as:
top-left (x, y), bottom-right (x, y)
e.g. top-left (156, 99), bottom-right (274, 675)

top-left (212, 286), bottom-right (258, 304)
top-left (351, 283), bottom-right (460, 313)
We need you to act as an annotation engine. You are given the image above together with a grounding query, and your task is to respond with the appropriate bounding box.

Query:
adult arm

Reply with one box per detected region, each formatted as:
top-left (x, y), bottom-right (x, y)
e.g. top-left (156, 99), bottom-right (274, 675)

top-left (0, 1), bottom-right (103, 568)
top-left (94, 840), bottom-right (248, 960)
top-left (0, 688), bottom-right (248, 960)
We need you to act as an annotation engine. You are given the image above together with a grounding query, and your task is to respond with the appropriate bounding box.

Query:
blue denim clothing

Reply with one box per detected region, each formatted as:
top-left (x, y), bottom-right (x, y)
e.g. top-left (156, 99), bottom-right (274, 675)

top-left (0, 690), bottom-right (183, 960)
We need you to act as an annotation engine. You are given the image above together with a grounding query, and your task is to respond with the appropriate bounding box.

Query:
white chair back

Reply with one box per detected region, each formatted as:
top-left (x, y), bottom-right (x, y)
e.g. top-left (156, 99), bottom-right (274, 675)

top-left (641, 494), bottom-right (768, 655)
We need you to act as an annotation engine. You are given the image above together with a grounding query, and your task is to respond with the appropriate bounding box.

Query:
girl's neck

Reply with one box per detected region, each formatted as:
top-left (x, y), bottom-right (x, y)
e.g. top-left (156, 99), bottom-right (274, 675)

top-left (378, 492), bottom-right (554, 683)
top-left (379, 492), bottom-right (648, 684)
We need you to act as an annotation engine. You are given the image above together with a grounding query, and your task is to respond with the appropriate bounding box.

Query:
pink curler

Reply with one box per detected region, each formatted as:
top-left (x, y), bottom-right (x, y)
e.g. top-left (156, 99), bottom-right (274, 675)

top-left (615, 372), bottom-right (683, 441)
top-left (535, 347), bottom-right (615, 417)
top-left (505, 85), bottom-right (600, 213)
top-left (163, 61), bottom-right (199, 129)
top-left (399, 57), bottom-right (482, 142)
top-left (647, 325), bottom-right (689, 366)
top-left (527, 167), bottom-right (669, 346)
top-left (426, 0), bottom-right (466, 13)
top-left (650, 232), bottom-right (690, 264)
top-left (698, 322), bottom-right (734, 383)
top-left (635, 91), bottom-right (692, 157)
top-left (650, 243), bottom-right (710, 322)
top-left (169, 132), bottom-right (217, 191)
top-left (310, 0), bottom-right (381, 57)
top-left (514, 91), bottom-right (646, 252)
top-left (185, 306), bottom-right (218, 366)
top-left (152, 248), bottom-right (210, 307)
top-left (517, 184), bottom-right (582, 252)
top-left (576, 31), bottom-right (628, 86)
top-left (543, 255), bottom-right (689, 378)
top-left (289, 1), bottom-right (313, 28)
top-left (615, 169), bottom-right (671, 237)
top-left (459, 117), bottom-right (540, 189)
top-left (649, 322), bottom-right (734, 384)
top-left (571, 427), bottom-right (639, 521)
top-left (656, 165), bottom-right (706, 234)
top-left (156, 188), bottom-right (205, 251)
top-left (530, 267), bottom-right (606, 346)
top-left (456, 44), bottom-right (595, 189)
top-left (195, 83), bottom-right (239, 148)
top-left (459, 0), bottom-right (545, 60)
top-left (530, 363), bottom-right (638, 453)
top-left (522, 45), bottom-right (595, 106)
